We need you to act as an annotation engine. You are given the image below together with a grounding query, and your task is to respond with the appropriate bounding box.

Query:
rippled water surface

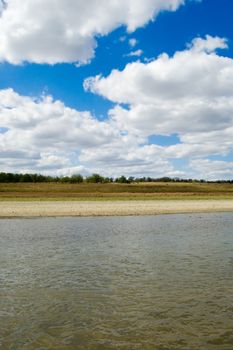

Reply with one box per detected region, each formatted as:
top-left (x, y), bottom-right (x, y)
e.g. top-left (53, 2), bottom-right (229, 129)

top-left (0, 213), bottom-right (233, 350)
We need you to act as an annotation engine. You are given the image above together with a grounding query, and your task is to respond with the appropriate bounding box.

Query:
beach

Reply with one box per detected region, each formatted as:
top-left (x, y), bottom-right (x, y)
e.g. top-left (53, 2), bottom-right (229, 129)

top-left (1, 199), bottom-right (233, 217)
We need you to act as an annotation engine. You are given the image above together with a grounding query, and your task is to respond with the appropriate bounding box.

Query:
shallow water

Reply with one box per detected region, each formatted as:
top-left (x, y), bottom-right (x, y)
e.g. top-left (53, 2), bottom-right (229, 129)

top-left (0, 213), bottom-right (233, 350)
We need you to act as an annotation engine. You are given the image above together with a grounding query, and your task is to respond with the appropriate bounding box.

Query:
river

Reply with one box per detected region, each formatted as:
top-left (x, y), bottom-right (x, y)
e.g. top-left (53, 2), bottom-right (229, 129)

top-left (0, 213), bottom-right (232, 349)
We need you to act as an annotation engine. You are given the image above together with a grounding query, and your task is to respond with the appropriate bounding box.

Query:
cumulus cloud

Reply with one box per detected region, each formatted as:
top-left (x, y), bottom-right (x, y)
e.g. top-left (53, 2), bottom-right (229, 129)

top-left (1, 30), bottom-right (233, 179)
top-left (126, 49), bottom-right (143, 57)
top-left (0, 89), bottom-right (115, 144)
top-left (0, 88), bottom-right (179, 176)
top-left (79, 135), bottom-right (181, 178)
top-left (0, 0), bottom-right (186, 64)
top-left (0, 88), bottom-right (118, 173)
top-left (85, 35), bottom-right (233, 165)
top-left (190, 159), bottom-right (233, 180)
top-left (189, 35), bottom-right (228, 53)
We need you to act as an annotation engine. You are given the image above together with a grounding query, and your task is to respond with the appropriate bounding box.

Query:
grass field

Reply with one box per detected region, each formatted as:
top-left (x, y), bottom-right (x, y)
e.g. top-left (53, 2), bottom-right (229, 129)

top-left (0, 182), bottom-right (233, 200)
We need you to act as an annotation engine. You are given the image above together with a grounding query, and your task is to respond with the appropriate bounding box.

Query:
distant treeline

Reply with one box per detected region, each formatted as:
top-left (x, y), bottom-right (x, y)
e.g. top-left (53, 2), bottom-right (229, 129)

top-left (0, 172), bottom-right (232, 184)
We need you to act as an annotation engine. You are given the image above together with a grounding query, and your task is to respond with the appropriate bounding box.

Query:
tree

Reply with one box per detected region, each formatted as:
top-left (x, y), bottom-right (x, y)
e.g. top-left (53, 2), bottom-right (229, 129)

top-left (70, 174), bottom-right (84, 183)
top-left (115, 175), bottom-right (129, 183)
top-left (86, 173), bottom-right (104, 183)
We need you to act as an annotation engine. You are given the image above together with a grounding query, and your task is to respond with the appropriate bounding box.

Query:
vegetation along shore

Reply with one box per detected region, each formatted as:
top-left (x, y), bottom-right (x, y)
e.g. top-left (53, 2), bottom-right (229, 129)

top-left (0, 173), bottom-right (233, 217)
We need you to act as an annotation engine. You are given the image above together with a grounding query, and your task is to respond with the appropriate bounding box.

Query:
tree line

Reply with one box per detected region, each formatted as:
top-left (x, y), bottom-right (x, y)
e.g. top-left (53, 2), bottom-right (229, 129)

top-left (0, 172), bottom-right (232, 184)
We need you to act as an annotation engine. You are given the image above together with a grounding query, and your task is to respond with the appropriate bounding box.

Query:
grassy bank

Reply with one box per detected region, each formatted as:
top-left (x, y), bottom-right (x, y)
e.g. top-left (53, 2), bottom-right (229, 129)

top-left (0, 182), bottom-right (233, 200)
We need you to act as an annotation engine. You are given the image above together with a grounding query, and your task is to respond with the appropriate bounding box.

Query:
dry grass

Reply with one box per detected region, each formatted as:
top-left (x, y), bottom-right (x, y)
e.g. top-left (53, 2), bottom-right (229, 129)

top-left (0, 182), bottom-right (233, 200)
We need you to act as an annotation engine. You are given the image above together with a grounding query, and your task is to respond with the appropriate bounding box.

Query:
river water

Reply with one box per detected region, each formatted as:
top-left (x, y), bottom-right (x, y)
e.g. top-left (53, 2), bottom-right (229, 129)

top-left (0, 213), bottom-right (233, 349)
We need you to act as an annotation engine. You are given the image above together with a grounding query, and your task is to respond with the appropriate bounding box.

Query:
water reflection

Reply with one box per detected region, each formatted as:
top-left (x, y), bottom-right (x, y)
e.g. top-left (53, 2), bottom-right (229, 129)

top-left (0, 213), bottom-right (233, 349)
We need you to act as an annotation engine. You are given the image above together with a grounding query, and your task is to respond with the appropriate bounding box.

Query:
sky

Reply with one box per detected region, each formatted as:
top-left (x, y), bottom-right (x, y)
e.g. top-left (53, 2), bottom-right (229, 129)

top-left (0, 0), bottom-right (233, 180)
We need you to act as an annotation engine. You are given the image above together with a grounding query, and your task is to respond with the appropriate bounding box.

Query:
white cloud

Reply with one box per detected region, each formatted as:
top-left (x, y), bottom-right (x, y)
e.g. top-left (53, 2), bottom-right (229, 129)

top-left (188, 35), bottom-right (228, 53)
top-left (0, 88), bottom-right (179, 176)
top-left (0, 88), bottom-right (119, 174)
top-left (0, 89), bottom-right (116, 146)
top-left (129, 38), bottom-right (138, 47)
top-left (126, 49), bottom-right (143, 57)
top-left (0, 0), bottom-right (187, 64)
top-left (0, 1), bottom-right (6, 14)
top-left (85, 35), bottom-right (233, 166)
top-left (1, 31), bottom-right (233, 179)
top-left (190, 159), bottom-right (233, 180)
top-left (79, 134), bottom-right (179, 177)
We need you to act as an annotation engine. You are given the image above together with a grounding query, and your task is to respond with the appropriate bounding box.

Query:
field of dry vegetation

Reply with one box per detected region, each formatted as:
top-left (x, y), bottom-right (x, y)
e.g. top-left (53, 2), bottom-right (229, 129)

top-left (0, 182), bottom-right (233, 200)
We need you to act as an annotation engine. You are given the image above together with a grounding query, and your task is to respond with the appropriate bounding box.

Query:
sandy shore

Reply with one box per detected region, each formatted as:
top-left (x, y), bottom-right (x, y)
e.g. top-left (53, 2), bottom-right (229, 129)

top-left (0, 200), bottom-right (233, 217)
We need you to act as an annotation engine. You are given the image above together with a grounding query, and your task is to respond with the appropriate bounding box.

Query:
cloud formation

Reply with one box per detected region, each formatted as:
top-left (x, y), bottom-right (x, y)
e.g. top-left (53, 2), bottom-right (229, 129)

top-left (0, 0), bottom-right (186, 64)
top-left (126, 49), bottom-right (143, 57)
top-left (1, 34), bottom-right (233, 179)
top-left (85, 35), bottom-right (233, 164)
top-left (0, 88), bottom-right (117, 173)
top-left (0, 88), bottom-right (178, 176)
top-left (129, 38), bottom-right (138, 48)
top-left (190, 159), bottom-right (233, 180)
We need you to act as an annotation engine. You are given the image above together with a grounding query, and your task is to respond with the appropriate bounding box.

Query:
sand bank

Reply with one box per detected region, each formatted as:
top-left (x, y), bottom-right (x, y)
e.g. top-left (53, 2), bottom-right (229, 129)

top-left (0, 200), bottom-right (233, 217)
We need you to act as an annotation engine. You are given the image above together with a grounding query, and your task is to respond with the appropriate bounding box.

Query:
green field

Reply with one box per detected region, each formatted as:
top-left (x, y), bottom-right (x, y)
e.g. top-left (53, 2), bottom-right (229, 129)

top-left (0, 182), bottom-right (233, 200)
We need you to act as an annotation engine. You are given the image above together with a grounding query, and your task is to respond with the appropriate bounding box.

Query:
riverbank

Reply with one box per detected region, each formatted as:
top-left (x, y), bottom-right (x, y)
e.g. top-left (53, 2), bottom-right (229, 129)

top-left (1, 182), bottom-right (233, 200)
top-left (1, 200), bottom-right (233, 217)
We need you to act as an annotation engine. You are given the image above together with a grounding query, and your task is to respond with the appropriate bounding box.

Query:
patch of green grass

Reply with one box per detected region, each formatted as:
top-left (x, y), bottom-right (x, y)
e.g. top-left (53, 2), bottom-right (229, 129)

top-left (0, 182), bottom-right (233, 201)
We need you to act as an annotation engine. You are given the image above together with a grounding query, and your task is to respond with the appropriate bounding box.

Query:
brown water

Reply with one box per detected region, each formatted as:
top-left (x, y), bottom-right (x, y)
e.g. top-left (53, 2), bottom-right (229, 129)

top-left (0, 213), bottom-right (233, 350)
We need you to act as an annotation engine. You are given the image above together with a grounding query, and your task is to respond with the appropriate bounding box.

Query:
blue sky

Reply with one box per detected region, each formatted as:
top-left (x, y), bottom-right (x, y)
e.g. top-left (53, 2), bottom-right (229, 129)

top-left (0, 0), bottom-right (233, 179)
